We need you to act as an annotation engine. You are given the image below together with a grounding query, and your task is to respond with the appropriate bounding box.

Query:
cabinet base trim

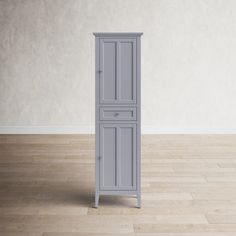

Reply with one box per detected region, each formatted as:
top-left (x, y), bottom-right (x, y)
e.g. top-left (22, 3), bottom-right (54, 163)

top-left (99, 190), bottom-right (138, 195)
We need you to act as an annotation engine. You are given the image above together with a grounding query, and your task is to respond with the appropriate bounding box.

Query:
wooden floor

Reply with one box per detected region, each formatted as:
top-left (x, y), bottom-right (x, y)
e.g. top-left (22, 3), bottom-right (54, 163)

top-left (1, 135), bottom-right (236, 235)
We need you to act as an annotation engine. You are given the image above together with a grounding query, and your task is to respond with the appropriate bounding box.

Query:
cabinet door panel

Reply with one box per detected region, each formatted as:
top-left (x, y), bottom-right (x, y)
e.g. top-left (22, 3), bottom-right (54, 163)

top-left (119, 124), bottom-right (136, 190)
top-left (99, 39), bottom-right (136, 104)
top-left (99, 124), bottom-right (136, 191)
top-left (99, 125), bottom-right (117, 190)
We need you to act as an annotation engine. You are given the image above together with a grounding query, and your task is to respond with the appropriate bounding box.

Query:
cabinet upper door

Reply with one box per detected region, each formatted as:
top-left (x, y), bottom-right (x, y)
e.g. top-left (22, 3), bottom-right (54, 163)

top-left (99, 124), bottom-right (137, 190)
top-left (99, 38), bottom-right (137, 104)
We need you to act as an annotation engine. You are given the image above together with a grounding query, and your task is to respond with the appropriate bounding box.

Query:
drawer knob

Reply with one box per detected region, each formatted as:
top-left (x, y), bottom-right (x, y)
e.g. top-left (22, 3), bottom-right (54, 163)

top-left (114, 113), bottom-right (119, 116)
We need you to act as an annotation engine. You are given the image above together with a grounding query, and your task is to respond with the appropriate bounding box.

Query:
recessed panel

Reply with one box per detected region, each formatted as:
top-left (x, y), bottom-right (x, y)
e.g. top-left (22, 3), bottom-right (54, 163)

top-left (119, 125), bottom-right (136, 189)
top-left (101, 41), bottom-right (117, 101)
top-left (120, 42), bottom-right (135, 101)
top-left (100, 126), bottom-right (117, 189)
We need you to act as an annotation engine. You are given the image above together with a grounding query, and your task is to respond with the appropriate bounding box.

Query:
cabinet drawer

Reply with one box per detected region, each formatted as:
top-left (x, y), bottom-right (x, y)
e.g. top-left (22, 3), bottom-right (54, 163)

top-left (100, 107), bottom-right (136, 121)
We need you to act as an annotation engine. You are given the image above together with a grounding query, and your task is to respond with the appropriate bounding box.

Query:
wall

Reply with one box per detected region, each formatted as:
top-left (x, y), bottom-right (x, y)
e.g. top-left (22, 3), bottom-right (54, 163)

top-left (1, 0), bottom-right (236, 133)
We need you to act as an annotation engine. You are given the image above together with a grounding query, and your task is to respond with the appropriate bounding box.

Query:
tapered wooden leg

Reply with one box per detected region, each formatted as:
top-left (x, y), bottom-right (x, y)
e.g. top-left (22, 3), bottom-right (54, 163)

top-left (137, 194), bottom-right (141, 208)
top-left (95, 193), bottom-right (99, 208)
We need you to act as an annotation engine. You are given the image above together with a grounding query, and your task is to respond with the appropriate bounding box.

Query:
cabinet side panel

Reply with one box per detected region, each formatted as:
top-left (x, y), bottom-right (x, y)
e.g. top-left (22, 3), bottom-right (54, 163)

top-left (95, 37), bottom-right (100, 199)
top-left (136, 36), bottom-right (141, 203)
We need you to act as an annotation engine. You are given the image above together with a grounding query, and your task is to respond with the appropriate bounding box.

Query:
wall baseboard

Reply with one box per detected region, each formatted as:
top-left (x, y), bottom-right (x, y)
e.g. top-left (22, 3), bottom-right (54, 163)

top-left (141, 126), bottom-right (236, 134)
top-left (0, 126), bottom-right (95, 134)
top-left (0, 126), bottom-right (236, 134)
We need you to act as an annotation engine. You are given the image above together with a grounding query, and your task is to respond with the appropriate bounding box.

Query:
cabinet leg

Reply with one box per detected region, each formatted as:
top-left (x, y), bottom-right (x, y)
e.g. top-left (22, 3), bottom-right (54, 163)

top-left (95, 193), bottom-right (99, 208)
top-left (137, 194), bottom-right (141, 208)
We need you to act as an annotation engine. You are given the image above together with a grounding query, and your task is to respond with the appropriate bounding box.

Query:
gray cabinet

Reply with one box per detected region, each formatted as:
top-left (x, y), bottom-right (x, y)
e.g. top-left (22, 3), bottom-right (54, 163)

top-left (94, 32), bottom-right (142, 207)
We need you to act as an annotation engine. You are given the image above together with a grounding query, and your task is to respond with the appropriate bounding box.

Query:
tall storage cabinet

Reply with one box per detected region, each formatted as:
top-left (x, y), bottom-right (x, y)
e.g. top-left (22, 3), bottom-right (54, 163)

top-left (94, 33), bottom-right (142, 208)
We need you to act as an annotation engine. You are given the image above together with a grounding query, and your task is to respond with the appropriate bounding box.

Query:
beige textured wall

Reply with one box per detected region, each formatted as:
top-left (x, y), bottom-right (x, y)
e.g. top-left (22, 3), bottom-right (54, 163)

top-left (1, 0), bottom-right (236, 132)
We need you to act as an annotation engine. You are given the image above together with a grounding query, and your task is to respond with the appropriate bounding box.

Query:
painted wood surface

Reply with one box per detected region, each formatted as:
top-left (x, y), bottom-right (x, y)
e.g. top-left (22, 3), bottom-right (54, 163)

top-left (94, 33), bottom-right (142, 207)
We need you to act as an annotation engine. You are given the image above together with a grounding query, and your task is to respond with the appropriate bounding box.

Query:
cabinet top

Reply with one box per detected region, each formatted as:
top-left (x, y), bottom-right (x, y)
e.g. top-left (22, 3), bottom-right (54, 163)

top-left (93, 32), bottom-right (143, 37)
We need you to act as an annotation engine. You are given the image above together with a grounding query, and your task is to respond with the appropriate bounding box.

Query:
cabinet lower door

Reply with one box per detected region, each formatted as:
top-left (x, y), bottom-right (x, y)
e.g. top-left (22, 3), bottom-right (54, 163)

top-left (99, 124), bottom-right (136, 190)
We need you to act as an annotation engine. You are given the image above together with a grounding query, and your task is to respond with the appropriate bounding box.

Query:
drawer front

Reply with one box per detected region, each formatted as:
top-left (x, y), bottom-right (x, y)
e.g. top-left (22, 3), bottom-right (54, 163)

top-left (100, 107), bottom-right (136, 121)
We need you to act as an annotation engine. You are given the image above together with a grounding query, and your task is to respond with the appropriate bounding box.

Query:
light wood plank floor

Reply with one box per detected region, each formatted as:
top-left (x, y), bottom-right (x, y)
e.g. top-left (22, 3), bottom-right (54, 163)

top-left (1, 134), bottom-right (236, 235)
